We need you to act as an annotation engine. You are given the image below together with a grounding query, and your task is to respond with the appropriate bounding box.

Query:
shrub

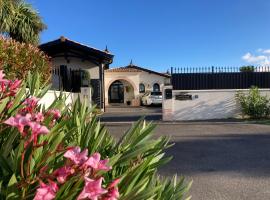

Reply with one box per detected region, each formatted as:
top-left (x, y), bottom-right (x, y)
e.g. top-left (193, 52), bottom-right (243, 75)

top-left (0, 71), bottom-right (191, 199)
top-left (0, 36), bottom-right (51, 83)
top-left (236, 87), bottom-right (270, 119)
top-left (239, 65), bottom-right (255, 72)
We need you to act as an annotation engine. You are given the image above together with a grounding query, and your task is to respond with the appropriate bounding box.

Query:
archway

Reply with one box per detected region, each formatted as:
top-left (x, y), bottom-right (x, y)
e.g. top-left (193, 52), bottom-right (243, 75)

top-left (108, 79), bottom-right (135, 105)
top-left (108, 80), bottom-right (124, 103)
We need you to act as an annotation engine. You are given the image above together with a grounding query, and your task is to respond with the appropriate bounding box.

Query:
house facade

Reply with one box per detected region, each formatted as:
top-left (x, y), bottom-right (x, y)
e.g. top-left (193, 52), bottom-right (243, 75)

top-left (39, 36), bottom-right (114, 110)
top-left (105, 62), bottom-right (171, 106)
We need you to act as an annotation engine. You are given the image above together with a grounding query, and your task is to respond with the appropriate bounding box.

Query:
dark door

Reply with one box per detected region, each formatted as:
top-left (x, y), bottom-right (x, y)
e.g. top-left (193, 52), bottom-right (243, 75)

top-left (109, 81), bottom-right (124, 103)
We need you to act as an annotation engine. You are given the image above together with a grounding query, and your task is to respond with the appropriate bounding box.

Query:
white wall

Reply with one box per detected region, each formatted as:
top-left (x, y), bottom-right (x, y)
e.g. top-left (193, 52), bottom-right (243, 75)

top-left (39, 88), bottom-right (92, 109)
top-left (163, 88), bottom-right (270, 121)
top-left (52, 57), bottom-right (100, 78)
top-left (104, 72), bottom-right (140, 105)
top-left (139, 72), bottom-right (168, 92)
top-left (104, 70), bottom-right (169, 105)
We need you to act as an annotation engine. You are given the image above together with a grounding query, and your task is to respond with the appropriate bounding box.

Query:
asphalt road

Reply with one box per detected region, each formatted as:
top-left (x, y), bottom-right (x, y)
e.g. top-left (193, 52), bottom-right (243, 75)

top-left (103, 121), bottom-right (270, 200)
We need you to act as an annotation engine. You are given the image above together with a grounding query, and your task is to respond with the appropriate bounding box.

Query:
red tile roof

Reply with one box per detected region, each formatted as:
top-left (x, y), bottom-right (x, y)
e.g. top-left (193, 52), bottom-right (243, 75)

top-left (105, 65), bottom-right (170, 78)
top-left (105, 66), bottom-right (142, 72)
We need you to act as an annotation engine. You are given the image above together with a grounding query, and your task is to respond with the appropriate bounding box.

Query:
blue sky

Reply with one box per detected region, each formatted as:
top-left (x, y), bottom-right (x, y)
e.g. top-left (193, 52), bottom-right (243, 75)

top-left (28, 0), bottom-right (270, 72)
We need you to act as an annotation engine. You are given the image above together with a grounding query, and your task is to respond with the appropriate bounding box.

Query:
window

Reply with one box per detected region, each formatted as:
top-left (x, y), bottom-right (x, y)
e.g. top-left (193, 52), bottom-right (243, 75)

top-left (139, 83), bottom-right (145, 93)
top-left (153, 83), bottom-right (160, 92)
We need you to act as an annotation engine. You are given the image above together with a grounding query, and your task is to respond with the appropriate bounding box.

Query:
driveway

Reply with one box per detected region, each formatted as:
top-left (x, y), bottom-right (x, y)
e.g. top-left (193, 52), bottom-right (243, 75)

top-left (103, 122), bottom-right (270, 200)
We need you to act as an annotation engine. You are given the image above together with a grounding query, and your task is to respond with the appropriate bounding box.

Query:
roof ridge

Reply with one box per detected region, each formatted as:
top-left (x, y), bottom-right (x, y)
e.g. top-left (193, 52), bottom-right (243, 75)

top-left (107, 64), bottom-right (170, 78)
top-left (60, 36), bottom-right (113, 55)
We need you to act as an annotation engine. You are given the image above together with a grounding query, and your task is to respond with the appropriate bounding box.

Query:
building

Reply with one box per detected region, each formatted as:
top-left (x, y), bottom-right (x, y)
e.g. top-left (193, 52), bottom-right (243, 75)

top-left (39, 36), bottom-right (114, 109)
top-left (105, 62), bottom-right (171, 106)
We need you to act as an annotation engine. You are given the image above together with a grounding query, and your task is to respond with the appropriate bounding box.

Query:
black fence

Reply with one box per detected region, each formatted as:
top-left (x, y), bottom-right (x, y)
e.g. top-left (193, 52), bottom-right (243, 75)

top-left (52, 66), bottom-right (86, 92)
top-left (171, 66), bottom-right (270, 90)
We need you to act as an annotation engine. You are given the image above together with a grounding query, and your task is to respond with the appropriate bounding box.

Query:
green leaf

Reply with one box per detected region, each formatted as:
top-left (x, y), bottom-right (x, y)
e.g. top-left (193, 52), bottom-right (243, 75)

top-left (6, 174), bottom-right (19, 200)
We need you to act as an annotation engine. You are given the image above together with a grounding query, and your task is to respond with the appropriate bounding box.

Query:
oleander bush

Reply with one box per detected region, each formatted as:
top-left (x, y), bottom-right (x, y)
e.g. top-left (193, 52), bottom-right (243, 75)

top-left (0, 36), bottom-right (51, 83)
top-left (0, 71), bottom-right (191, 199)
top-left (236, 86), bottom-right (270, 119)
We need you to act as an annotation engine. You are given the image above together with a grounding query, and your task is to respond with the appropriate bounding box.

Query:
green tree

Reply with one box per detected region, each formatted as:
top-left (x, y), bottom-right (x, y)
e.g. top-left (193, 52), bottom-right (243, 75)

top-left (0, 0), bottom-right (46, 44)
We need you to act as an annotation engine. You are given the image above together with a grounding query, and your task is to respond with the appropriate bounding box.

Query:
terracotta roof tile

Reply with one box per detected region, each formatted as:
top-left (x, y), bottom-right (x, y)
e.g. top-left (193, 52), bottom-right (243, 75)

top-left (106, 65), bottom-right (170, 78)
top-left (105, 66), bottom-right (142, 72)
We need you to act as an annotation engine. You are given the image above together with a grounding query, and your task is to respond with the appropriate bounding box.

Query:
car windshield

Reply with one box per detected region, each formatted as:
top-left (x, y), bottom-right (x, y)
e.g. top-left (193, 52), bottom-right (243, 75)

top-left (151, 92), bottom-right (162, 96)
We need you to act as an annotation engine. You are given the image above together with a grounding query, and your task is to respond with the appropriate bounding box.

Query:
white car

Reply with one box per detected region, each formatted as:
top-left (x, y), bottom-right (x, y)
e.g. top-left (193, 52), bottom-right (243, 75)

top-left (141, 91), bottom-right (162, 106)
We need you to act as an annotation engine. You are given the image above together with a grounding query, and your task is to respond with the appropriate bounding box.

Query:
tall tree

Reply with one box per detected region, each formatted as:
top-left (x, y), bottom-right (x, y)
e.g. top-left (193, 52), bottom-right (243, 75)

top-left (0, 0), bottom-right (46, 44)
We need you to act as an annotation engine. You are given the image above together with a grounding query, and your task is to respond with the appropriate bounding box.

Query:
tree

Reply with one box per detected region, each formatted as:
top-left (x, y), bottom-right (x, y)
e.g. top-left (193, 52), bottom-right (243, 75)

top-left (239, 65), bottom-right (255, 72)
top-left (0, 0), bottom-right (46, 44)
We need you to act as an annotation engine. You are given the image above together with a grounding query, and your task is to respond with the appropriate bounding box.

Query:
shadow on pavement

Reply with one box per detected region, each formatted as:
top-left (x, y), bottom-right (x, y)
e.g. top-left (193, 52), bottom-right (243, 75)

top-left (160, 133), bottom-right (270, 177)
top-left (100, 114), bottom-right (162, 122)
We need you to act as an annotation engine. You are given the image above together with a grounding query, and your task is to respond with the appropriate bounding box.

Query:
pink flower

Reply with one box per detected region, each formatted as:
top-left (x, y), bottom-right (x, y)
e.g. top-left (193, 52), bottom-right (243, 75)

top-left (28, 122), bottom-right (50, 144)
top-left (77, 177), bottom-right (107, 200)
top-left (103, 179), bottom-right (120, 200)
top-left (33, 112), bottom-right (45, 122)
top-left (103, 188), bottom-right (119, 200)
top-left (8, 79), bottom-right (21, 95)
top-left (0, 70), bottom-right (8, 84)
top-left (53, 166), bottom-right (74, 184)
top-left (21, 97), bottom-right (39, 113)
top-left (24, 96), bottom-right (39, 107)
top-left (108, 179), bottom-right (120, 189)
top-left (84, 153), bottom-right (112, 172)
top-left (4, 114), bottom-right (32, 136)
top-left (47, 109), bottom-right (61, 120)
top-left (34, 180), bottom-right (58, 200)
top-left (64, 147), bottom-right (88, 165)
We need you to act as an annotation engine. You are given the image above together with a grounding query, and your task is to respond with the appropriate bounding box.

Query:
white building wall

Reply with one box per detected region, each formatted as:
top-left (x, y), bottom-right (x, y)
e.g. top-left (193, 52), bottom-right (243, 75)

top-left (139, 72), bottom-right (168, 92)
top-left (163, 89), bottom-right (270, 121)
top-left (104, 72), bottom-right (140, 105)
top-left (39, 88), bottom-right (92, 109)
top-left (104, 71), bottom-right (170, 105)
top-left (52, 57), bottom-right (100, 79)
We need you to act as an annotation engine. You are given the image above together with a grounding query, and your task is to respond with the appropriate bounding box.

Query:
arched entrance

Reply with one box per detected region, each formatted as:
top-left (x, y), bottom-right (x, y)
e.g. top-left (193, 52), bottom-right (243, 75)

top-left (108, 80), bottom-right (124, 103)
top-left (107, 79), bottom-right (135, 105)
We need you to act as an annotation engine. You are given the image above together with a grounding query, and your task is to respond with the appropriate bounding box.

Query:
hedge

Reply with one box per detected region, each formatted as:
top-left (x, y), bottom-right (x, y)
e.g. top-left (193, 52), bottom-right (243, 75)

top-left (0, 36), bottom-right (51, 83)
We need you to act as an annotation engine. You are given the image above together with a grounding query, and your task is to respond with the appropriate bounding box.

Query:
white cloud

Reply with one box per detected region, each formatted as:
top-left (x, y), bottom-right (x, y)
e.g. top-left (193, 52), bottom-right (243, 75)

top-left (242, 50), bottom-right (270, 66)
top-left (262, 49), bottom-right (270, 54)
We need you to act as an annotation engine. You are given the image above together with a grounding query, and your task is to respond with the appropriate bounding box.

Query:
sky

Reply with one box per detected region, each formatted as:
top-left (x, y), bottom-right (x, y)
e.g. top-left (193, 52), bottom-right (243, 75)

top-left (28, 0), bottom-right (270, 72)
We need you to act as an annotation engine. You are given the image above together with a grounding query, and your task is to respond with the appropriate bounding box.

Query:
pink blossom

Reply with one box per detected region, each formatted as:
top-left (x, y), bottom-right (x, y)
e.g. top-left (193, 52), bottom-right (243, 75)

top-left (28, 122), bottom-right (50, 144)
top-left (24, 96), bottom-right (39, 107)
top-left (64, 147), bottom-right (88, 165)
top-left (103, 188), bottom-right (119, 200)
top-left (34, 180), bottom-right (58, 200)
top-left (4, 114), bottom-right (32, 136)
top-left (33, 112), bottom-right (45, 122)
top-left (77, 177), bottom-right (107, 200)
top-left (53, 166), bottom-right (74, 184)
top-left (108, 179), bottom-right (120, 189)
top-left (0, 70), bottom-right (8, 84)
top-left (47, 109), bottom-right (61, 120)
top-left (84, 153), bottom-right (112, 171)
top-left (103, 179), bottom-right (120, 200)
top-left (8, 79), bottom-right (21, 95)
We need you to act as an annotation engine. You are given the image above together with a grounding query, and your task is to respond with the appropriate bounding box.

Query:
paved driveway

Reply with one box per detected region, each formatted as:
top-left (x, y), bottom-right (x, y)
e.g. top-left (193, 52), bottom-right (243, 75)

top-left (103, 122), bottom-right (270, 200)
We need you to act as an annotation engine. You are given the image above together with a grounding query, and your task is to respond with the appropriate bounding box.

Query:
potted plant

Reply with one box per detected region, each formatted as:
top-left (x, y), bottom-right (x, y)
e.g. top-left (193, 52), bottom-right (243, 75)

top-left (82, 70), bottom-right (91, 86)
